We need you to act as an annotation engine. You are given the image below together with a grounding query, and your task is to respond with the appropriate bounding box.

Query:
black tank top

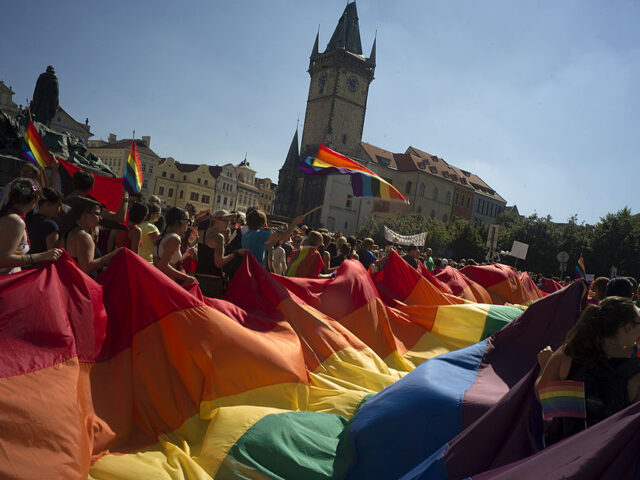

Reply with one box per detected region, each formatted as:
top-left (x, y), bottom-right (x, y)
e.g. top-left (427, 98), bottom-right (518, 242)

top-left (195, 241), bottom-right (223, 277)
top-left (546, 357), bottom-right (640, 445)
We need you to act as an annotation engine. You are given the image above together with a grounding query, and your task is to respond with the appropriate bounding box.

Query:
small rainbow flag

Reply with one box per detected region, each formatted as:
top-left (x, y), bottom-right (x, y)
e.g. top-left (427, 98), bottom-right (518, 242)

top-left (299, 144), bottom-right (408, 203)
top-left (538, 380), bottom-right (586, 419)
top-left (194, 209), bottom-right (211, 226)
top-left (123, 141), bottom-right (143, 194)
top-left (24, 121), bottom-right (54, 169)
top-left (575, 253), bottom-right (586, 279)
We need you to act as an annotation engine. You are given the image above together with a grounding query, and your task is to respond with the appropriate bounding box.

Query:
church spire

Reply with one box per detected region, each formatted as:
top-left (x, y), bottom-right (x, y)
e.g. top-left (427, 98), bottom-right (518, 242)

top-left (325, 2), bottom-right (363, 55)
top-left (283, 126), bottom-right (299, 167)
top-left (311, 28), bottom-right (319, 58)
top-left (368, 31), bottom-right (376, 66)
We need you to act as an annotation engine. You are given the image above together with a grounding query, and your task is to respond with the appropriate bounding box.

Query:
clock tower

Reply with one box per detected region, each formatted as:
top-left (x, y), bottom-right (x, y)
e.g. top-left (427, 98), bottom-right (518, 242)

top-left (274, 1), bottom-right (376, 222)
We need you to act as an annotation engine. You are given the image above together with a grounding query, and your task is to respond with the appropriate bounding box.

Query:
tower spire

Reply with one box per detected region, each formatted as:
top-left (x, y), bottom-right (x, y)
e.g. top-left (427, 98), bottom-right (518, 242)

top-left (368, 30), bottom-right (377, 66)
top-left (325, 2), bottom-right (363, 55)
top-left (311, 26), bottom-right (319, 58)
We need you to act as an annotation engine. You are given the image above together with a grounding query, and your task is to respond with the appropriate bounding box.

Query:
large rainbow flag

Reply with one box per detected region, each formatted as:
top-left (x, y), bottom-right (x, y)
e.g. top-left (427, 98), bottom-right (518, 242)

top-left (122, 140), bottom-right (143, 194)
top-left (299, 144), bottom-right (408, 203)
top-left (0, 249), bottom-right (637, 478)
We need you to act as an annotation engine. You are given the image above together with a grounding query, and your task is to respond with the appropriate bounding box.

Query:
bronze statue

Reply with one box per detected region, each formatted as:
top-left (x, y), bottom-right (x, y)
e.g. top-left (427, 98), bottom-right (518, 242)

top-left (30, 66), bottom-right (59, 126)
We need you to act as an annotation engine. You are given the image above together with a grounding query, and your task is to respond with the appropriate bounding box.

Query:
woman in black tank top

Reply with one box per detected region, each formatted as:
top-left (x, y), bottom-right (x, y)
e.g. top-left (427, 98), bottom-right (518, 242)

top-left (194, 210), bottom-right (247, 298)
top-left (536, 296), bottom-right (640, 445)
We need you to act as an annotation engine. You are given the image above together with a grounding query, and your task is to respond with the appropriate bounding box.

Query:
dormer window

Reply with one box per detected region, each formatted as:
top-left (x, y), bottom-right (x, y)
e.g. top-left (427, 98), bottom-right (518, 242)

top-left (429, 166), bottom-right (437, 174)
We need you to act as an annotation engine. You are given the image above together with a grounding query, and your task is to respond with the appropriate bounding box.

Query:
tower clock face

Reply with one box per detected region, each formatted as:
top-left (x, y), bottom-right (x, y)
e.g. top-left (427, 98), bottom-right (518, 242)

top-left (318, 72), bottom-right (328, 88)
top-left (347, 76), bottom-right (359, 92)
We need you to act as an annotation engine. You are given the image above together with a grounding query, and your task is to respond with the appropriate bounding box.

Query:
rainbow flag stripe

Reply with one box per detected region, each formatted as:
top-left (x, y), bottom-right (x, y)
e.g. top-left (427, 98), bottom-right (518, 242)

top-left (300, 144), bottom-right (408, 202)
top-left (538, 380), bottom-right (586, 419)
top-left (24, 121), bottom-right (54, 169)
top-left (122, 141), bottom-right (143, 194)
top-left (286, 247), bottom-right (324, 278)
top-left (575, 253), bottom-right (586, 278)
top-left (194, 209), bottom-right (211, 225)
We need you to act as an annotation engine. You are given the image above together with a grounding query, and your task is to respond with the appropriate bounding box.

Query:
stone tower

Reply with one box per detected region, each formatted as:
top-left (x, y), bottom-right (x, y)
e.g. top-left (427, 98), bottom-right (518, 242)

top-left (274, 1), bottom-right (376, 223)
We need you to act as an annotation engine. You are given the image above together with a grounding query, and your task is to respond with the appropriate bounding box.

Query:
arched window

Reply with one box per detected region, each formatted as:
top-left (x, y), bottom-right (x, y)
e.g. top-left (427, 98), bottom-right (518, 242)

top-left (417, 206), bottom-right (422, 213)
top-left (405, 181), bottom-right (412, 194)
top-left (419, 183), bottom-right (425, 197)
top-left (466, 197), bottom-right (470, 208)
top-left (430, 210), bottom-right (435, 218)
top-left (443, 214), bottom-right (448, 222)
top-left (445, 192), bottom-right (451, 204)
top-left (433, 187), bottom-right (438, 200)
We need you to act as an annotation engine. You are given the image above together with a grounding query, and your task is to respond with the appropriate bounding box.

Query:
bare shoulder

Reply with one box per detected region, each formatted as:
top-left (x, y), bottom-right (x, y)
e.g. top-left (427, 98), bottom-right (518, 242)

top-left (540, 347), bottom-right (572, 383)
top-left (0, 213), bottom-right (24, 230)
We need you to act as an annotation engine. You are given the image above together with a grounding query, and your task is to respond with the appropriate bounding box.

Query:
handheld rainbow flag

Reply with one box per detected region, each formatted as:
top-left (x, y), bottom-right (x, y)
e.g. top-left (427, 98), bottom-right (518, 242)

top-left (299, 144), bottom-right (408, 203)
top-left (123, 140), bottom-right (143, 194)
top-left (538, 380), bottom-right (586, 419)
top-left (24, 121), bottom-right (54, 169)
top-left (575, 253), bottom-right (586, 279)
top-left (194, 209), bottom-right (211, 226)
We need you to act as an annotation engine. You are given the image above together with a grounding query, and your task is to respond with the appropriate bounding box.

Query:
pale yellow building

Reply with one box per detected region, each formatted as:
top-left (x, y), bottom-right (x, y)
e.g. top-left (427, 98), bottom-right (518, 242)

top-left (235, 159), bottom-right (260, 213)
top-left (255, 177), bottom-right (276, 215)
top-left (154, 157), bottom-right (217, 213)
top-left (88, 134), bottom-right (158, 198)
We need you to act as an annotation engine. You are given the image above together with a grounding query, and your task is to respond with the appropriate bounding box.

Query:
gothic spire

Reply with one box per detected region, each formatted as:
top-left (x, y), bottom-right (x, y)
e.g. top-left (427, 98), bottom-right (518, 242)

top-left (325, 2), bottom-right (363, 55)
top-left (311, 28), bottom-right (319, 58)
top-left (284, 126), bottom-right (299, 167)
top-left (368, 31), bottom-right (377, 66)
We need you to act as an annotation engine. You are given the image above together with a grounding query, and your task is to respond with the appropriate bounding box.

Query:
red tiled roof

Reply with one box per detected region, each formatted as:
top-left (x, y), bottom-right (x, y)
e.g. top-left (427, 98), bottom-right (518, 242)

top-left (174, 162), bottom-right (199, 173)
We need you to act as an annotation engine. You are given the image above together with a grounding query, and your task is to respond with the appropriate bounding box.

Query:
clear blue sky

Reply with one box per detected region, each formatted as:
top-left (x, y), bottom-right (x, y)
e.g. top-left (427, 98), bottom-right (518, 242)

top-left (4, 1), bottom-right (639, 224)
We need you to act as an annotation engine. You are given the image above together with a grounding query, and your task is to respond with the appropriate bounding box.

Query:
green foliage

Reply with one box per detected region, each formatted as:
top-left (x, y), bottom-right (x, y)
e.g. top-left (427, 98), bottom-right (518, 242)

top-left (357, 208), bottom-right (640, 279)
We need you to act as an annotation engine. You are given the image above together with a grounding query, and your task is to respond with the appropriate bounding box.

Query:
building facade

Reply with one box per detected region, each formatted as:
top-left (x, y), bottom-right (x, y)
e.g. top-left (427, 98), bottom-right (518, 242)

top-left (88, 135), bottom-right (158, 198)
top-left (256, 177), bottom-right (276, 215)
top-left (0, 81), bottom-right (20, 116)
top-left (154, 157), bottom-right (218, 212)
top-left (212, 163), bottom-right (238, 211)
top-left (50, 107), bottom-right (93, 145)
top-left (235, 159), bottom-right (260, 213)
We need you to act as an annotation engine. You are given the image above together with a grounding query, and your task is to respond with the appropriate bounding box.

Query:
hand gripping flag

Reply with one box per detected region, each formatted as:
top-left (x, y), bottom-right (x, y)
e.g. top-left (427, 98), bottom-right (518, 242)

top-left (123, 140), bottom-right (143, 194)
top-left (299, 144), bottom-right (408, 203)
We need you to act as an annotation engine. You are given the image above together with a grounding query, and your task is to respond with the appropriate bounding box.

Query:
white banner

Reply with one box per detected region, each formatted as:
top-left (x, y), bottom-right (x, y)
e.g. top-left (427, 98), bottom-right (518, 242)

top-left (383, 225), bottom-right (427, 247)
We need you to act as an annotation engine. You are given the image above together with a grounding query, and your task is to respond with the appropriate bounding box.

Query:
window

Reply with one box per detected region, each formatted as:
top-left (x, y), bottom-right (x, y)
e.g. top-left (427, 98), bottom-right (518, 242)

top-left (201, 195), bottom-right (210, 204)
top-left (342, 134), bottom-right (347, 144)
top-left (190, 192), bottom-right (199, 201)
top-left (183, 176), bottom-right (187, 181)
top-left (168, 188), bottom-right (174, 197)
top-left (419, 184), bottom-right (425, 197)
top-left (142, 164), bottom-right (146, 172)
top-left (445, 192), bottom-right (451, 204)
top-left (217, 195), bottom-right (221, 203)
top-left (433, 187), bottom-right (438, 200)
top-left (204, 180), bottom-right (208, 186)
top-left (159, 186), bottom-right (165, 195)
top-left (149, 166), bottom-right (153, 174)
top-left (430, 210), bottom-right (435, 218)
top-left (466, 197), bottom-right (470, 208)
top-left (417, 206), bottom-right (422, 213)
top-left (170, 173), bottom-right (174, 180)
top-left (455, 193), bottom-right (459, 205)
top-left (405, 181), bottom-right (412, 194)
top-left (142, 180), bottom-right (148, 189)
top-left (346, 195), bottom-right (352, 208)
top-left (223, 197), bottom-right (227, 206)
top-left (197, 178), bottom-right (201, 184)
top-left (179, 190), bottom-right (184, 199)
top-left (443, 214), bottom-right (448, 222)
